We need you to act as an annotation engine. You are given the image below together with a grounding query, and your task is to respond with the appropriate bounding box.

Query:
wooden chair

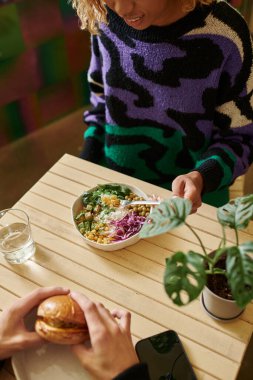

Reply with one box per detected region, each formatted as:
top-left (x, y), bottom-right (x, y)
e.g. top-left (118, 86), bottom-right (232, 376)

top-left (229, 163), bottom-right (253, 200)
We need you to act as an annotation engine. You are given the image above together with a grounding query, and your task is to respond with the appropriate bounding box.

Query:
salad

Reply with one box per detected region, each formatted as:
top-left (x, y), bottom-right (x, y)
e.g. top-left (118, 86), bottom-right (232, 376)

top-left (75, 184), bottom-right (150, 244)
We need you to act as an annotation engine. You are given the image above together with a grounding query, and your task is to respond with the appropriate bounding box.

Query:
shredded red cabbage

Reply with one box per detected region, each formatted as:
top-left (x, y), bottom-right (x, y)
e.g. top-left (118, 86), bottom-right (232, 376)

top-left (109, 212), bottom-right (146, 241)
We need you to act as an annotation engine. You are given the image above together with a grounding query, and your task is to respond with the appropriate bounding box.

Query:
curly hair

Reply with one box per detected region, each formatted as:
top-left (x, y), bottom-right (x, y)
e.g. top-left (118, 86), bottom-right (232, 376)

top-left (183, 0), bottom-right (215, 12)
top-left (71, 0), bottom-right (107, 34)
top-left (71, 0), bottom-right (215, 35)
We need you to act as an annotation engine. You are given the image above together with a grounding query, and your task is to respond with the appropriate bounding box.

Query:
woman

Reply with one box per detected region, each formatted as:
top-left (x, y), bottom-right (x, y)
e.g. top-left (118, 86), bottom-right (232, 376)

top-left (72, 0), bottom-right (253, 211)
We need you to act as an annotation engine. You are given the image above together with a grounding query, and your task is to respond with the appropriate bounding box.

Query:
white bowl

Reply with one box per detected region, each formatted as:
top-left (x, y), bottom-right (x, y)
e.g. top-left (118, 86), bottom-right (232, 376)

top-left (71, 183), bottom-right (149, 251)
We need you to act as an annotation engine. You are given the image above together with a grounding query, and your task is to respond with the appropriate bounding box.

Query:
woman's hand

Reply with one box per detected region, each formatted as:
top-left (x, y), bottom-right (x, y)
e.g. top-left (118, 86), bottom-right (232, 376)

top-left (172, 171), bottom-right (204, 213)
top-left (0, 286), bottom-right (69, 359)
top-left (70, 292), bottom-right (139, 380)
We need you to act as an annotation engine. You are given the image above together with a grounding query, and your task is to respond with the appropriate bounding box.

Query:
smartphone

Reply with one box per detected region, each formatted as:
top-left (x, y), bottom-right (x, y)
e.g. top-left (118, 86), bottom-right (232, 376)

top-left (135, 330), bottom-right (197, 380)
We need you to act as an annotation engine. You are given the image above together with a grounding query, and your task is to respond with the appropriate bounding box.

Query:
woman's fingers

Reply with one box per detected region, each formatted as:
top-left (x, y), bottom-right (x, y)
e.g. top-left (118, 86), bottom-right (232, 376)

top-left (172, 173), bottom-right (203, 213)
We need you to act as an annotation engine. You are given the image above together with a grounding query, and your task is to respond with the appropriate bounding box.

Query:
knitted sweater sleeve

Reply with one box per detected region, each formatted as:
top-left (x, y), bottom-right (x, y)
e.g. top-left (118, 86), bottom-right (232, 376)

top-left (194, 16), bottom-right (253, 193)
top-left (82, 35), bottom-right (105, 163)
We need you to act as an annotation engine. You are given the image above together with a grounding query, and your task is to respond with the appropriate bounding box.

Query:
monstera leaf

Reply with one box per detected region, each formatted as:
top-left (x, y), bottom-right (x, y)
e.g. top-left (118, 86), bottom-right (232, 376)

top-left (140, 198), bottom-right (192, 238)
top-left (217, 195), bottom-right (253, 230)
top-left (226, 243), bottom-right (253, 308)
top-left (164, 251), bottom-right (206, 306)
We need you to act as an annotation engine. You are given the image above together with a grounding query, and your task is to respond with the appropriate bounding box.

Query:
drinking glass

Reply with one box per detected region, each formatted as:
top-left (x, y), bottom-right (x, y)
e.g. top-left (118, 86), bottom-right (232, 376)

top-left (0, 208), bottom-right (36, 264)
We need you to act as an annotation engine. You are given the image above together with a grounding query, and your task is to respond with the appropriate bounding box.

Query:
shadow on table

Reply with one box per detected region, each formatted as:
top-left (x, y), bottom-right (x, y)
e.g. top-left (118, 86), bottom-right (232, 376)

top-left (236, 332), bottom-right (253, 380)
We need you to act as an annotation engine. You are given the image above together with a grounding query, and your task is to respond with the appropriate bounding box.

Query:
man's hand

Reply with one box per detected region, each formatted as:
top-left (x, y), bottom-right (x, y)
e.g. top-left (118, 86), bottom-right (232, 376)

top-left (70, 292), bottom-right (139, 380)
top-left (0, 286), bottom-right (69, 359)
top-left (172, 171), bottom-right (203, 213)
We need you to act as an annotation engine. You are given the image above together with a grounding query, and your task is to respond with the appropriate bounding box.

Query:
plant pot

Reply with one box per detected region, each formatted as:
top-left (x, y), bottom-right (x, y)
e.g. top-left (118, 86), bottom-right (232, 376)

top-left (200, 250), bottom-right (244, 321)
top-left (201, 286), bottom-right (244, 322)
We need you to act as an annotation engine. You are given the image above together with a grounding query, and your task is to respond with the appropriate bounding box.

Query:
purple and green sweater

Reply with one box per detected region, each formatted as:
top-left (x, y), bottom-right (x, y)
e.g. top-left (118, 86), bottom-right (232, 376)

top-left (81, 0), bottom-right (253, 206)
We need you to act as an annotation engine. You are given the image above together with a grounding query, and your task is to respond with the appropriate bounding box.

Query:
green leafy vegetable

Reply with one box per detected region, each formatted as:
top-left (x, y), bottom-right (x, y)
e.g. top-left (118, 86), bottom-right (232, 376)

top-left (82, 184), bottom-right (131, 206)
top-left (75, 184), bottom-right (150, 244)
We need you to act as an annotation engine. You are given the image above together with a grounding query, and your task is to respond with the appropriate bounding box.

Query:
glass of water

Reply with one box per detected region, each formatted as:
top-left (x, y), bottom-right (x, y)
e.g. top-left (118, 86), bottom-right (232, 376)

top-left (0, 209), bottom-right (36, 264)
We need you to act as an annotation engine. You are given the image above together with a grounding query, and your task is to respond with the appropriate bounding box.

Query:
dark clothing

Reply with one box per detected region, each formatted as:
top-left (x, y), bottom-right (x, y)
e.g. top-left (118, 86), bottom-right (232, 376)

top-left (113, 363), bottom-right (150, 380)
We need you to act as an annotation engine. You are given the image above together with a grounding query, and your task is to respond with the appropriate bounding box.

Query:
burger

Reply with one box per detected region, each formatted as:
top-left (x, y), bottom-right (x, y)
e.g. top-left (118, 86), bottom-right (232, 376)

top-left (35, 295), bottom-right (89, 345)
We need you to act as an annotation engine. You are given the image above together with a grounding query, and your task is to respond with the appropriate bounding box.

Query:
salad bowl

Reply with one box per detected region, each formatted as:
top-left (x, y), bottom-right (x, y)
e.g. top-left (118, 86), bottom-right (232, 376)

top-left (71, 183), bottom-right (151, 251)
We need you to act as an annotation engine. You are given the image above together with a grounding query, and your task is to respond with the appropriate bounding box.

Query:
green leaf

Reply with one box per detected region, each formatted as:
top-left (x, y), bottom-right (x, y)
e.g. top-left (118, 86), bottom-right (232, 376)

top-left (238, 241), bottom-right (253, 253)
top-left (140, 198), bottom-right (192, 238)
top-left (163, 251), bottom-right (206, 306)
top-left (217, 195), bottom-right (253, 230)
top-left (82, 184), bottom-right (131, 206)
top-left (226, 245), bottom-right (253, 308)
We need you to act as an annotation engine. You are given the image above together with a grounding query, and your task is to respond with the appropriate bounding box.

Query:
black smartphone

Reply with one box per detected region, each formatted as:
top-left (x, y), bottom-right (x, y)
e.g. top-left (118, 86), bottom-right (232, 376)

top-left (135, 330), bottom-right (197, 380)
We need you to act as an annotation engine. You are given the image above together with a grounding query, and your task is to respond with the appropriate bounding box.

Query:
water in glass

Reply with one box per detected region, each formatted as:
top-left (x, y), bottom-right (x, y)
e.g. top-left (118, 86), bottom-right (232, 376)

top-left (0, 222), bottom-right (35, 264)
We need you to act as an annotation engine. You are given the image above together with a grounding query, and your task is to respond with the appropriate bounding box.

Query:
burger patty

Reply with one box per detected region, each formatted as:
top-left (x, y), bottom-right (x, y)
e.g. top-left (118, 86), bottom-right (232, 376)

top-left (38, 317), bottom-right (85, 329)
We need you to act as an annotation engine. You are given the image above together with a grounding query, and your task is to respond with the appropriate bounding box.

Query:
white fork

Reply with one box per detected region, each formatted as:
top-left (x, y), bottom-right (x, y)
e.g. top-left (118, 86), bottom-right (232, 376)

top-left (120, 199), bottom-right (160, 207)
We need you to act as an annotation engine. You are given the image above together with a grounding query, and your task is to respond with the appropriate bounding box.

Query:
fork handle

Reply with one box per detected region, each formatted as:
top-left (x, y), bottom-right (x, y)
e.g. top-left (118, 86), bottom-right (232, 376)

top-left (129, 200), bottom-right (160, 206)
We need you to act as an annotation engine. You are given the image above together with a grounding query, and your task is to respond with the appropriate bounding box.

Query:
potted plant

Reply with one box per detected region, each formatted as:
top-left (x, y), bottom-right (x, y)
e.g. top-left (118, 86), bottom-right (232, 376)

top-left (140, 194), bottom-right (253, 321)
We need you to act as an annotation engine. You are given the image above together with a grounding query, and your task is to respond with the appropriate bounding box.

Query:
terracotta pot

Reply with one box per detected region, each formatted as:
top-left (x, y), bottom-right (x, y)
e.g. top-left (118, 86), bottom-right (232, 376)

top-left (201, 285), bottom-right (244, 322)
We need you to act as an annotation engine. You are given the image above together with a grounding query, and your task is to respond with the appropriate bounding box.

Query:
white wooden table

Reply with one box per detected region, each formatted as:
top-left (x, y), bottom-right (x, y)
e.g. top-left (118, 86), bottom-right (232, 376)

top-left (1, 154), bottom-right (253, 380)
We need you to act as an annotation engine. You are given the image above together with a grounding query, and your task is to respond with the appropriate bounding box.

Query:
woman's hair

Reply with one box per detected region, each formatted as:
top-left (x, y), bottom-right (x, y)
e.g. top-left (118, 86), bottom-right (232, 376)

top-left (183, 0), bottom-right (215, 12)
top-left (71, 0), bottom-right (107, 34)
top-left (71, 0), bottom-right (215, 35)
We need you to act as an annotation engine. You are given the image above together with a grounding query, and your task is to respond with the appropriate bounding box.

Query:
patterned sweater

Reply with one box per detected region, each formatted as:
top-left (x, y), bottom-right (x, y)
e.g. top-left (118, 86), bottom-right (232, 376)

top-left (82, 0), bottom-right (253, 206)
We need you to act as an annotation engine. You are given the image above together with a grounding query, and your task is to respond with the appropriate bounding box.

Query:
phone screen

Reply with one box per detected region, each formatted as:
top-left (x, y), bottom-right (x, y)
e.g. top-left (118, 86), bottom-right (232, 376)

top-left (135, 330), bottom-right (197, 380)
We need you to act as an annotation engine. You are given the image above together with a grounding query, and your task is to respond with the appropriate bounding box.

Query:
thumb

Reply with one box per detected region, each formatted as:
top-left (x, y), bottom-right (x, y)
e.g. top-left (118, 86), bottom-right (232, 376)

top-left (172, 178), bottom-right (185, 197)
top-left (22, 332), bottom-right (45, 349)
